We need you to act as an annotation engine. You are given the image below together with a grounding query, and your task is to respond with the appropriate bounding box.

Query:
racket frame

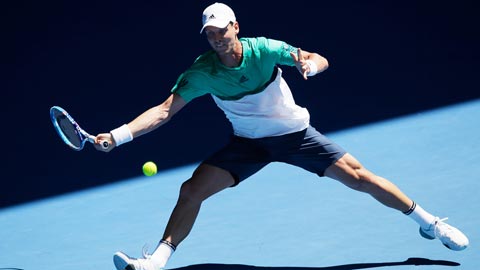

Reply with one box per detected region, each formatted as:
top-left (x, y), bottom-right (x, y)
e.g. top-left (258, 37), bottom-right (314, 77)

top-left (50, 106), bottom-right (106, 151)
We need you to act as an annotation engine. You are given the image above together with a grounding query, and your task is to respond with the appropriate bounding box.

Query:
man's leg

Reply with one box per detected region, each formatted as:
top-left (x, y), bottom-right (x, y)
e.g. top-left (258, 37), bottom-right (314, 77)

top-left (163, 163), bottom-right (236, 245)
top-left (324, 153), bottom-right (412, 211)
top-left (324, 153), bottom-right (468, 251)
top-left (114, 164), bottom-right (235, 270)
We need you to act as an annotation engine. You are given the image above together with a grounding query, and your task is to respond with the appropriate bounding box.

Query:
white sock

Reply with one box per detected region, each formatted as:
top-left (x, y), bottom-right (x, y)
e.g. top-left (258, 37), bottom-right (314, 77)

top-left (150, 241), bottom-right (175, 268)
top-left (404, 201), bottom-right (436, 229)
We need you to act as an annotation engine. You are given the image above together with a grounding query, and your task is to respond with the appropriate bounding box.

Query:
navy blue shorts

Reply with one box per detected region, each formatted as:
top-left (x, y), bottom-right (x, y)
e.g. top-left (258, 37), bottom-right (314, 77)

top-left (203, 126), bottom-right (347, 186)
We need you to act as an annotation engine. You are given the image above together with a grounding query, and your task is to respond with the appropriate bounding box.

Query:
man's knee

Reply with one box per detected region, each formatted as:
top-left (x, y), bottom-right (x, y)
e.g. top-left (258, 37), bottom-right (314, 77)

top-left (177, 164), bottom-right (234, 204)
top-left (331, 156), bottom-right (377, 191)
top-left (178, 179), bottom-right (204, 205)
top-left (353, 170), bottom-right (378, 191)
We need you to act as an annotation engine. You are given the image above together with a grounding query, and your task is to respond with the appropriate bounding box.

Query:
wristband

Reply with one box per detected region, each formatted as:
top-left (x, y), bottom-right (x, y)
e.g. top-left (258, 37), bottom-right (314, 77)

top-left (110, 124), bottom-right (133, 146)
top-left (305, 59), bottom-right (318, 76)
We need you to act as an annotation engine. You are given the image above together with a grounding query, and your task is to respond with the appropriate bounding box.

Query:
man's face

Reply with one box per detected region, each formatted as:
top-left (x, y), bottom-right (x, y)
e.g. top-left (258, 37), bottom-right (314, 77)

top-left (204, 22), bottom-right (238, 55)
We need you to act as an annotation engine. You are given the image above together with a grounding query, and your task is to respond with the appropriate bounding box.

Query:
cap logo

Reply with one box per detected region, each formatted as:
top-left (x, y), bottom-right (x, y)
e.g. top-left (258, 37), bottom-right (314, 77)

top-left (200, 3), bottom-right (236, 33)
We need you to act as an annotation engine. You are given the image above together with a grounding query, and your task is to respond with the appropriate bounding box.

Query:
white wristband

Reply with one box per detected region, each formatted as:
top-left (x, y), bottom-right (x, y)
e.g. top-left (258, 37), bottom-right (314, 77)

top-left (110, 124), bottom-right (133, 146)
top-left (305, 59), bottom-right (318, 76)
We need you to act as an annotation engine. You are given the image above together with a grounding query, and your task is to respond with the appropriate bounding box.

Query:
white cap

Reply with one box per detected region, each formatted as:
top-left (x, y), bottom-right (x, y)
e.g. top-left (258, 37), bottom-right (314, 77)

top-left (200, 3), bottom-right (236, 34)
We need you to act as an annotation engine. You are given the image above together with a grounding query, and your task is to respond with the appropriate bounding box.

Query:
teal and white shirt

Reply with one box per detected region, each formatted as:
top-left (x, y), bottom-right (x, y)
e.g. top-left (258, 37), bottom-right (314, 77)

top-left (171, 37), bottom-right (310, 138)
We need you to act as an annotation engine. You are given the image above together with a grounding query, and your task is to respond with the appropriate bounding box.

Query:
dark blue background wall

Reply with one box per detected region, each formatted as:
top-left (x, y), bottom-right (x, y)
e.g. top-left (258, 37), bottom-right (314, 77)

top-left (3, 0), bottom-right (479, 208)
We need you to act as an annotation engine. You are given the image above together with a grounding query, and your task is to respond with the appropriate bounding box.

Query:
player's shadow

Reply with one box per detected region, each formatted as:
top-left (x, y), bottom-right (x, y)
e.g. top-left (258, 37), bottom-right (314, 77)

top-left (171, 257), bottom-right (460, 270)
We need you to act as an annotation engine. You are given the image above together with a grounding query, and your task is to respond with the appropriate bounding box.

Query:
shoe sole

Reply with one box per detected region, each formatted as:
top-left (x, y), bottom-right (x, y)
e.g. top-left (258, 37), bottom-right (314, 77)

top-left (419, 227), bottom-right (435, 240)
top-left (114, 252), bottom-right (136, 270)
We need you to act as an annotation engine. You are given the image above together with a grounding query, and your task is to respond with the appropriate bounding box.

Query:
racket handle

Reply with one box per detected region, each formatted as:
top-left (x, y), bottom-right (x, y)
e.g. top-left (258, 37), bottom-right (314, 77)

top-left (100, 140), bottom-right (109, 150)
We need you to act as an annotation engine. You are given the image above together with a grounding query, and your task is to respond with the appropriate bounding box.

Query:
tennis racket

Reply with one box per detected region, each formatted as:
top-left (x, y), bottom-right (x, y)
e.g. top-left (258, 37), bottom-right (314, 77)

top-left (50, 106), bottom-right (109, 151)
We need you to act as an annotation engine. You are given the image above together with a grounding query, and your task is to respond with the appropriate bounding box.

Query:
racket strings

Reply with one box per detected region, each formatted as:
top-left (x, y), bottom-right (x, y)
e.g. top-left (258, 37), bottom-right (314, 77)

top-left (57, 115), bottom-right (82, 146)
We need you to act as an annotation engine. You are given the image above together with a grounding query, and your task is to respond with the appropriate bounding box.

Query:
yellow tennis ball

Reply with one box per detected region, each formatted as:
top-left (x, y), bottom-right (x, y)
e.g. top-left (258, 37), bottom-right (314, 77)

top-left (142, 161), bottom-right (157, 176)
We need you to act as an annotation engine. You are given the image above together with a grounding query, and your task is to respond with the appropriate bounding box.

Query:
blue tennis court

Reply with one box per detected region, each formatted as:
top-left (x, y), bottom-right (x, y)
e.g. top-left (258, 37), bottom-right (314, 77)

top-left (1, 99), bottom-right (478, 270)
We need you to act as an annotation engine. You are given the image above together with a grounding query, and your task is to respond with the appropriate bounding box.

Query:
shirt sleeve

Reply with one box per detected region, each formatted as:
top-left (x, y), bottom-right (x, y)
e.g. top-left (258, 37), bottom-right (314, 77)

top-left (261, 37), bottom-right (298, 66)
top-left (171, 72), bottom-right (209, 103)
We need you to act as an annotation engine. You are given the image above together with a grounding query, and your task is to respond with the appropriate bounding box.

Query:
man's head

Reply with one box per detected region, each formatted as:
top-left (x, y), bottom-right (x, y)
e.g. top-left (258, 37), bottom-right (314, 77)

top-left (200, 3), bottom-right (236, 34)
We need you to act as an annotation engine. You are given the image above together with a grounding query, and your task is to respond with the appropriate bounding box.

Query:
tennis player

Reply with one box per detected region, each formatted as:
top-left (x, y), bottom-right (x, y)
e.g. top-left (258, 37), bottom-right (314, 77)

top-left (94, 3), bottom-right (469, 270)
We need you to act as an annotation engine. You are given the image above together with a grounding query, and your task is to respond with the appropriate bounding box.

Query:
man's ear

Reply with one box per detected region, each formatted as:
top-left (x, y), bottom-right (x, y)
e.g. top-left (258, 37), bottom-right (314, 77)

top-left (233, 21), bottom-right (240, 34)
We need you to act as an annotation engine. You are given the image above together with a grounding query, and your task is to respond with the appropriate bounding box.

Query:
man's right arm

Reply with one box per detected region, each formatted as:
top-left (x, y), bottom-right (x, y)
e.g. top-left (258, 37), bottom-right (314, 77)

top-left (94, 93), bottom-right (187, 151)
top-left (128, 93), bottom-right (187, 138)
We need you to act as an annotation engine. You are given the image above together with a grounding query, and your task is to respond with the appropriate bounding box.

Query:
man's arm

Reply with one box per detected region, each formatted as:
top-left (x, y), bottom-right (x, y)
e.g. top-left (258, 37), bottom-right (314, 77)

top-left (128, 93), bottom-right (186, 138)
top-left (94, 93), bottom-right (187, 151)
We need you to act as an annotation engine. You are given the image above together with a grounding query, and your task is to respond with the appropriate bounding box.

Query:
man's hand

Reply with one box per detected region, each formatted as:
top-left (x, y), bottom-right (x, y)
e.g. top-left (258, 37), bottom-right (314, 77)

top-left (290, 48), bottom-right (310, 80)
top-left (94, 133), bottom-right (115, 152)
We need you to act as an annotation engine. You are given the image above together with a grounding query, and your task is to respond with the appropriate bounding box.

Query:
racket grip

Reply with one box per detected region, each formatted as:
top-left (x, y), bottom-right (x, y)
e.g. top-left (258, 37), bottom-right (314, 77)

top-left (100, 140), bottom-right (109, 150)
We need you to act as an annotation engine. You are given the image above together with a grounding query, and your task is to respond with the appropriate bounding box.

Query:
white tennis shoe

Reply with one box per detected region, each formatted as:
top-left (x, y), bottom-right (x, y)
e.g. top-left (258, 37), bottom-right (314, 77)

top-left (419, 217), bottom-right (469, 251)
top-left (113, 251), bottom-right (161, 270)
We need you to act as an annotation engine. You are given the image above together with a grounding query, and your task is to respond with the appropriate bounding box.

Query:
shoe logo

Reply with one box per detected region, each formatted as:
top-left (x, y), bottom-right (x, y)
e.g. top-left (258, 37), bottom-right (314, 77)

top-left (239, 75), bottom-right (249, 83)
